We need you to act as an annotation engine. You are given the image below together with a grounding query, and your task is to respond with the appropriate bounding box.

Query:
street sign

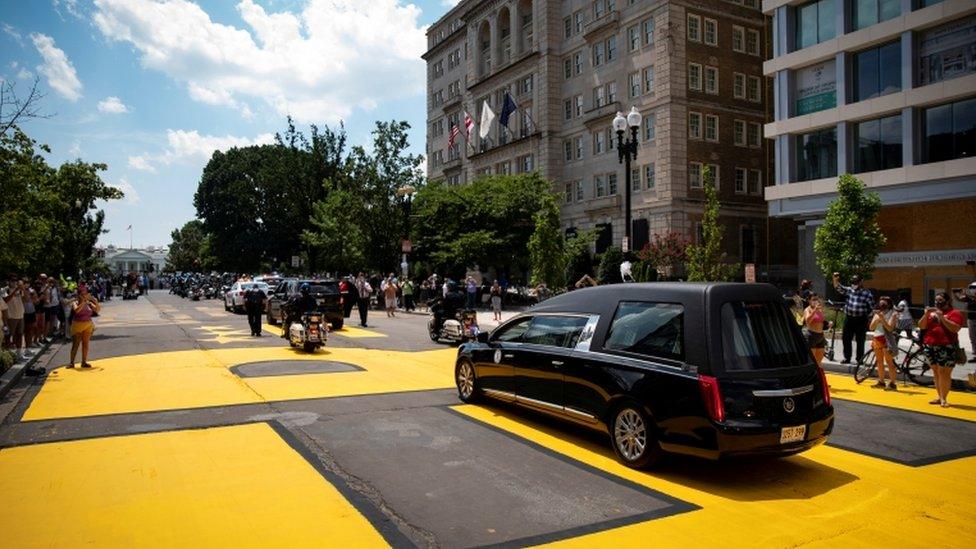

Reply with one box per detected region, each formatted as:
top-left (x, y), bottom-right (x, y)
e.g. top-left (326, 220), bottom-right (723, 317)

top-left (402, 239), bottom-right (412, 253)
top-left (291, 255), bottom-right (300, 268)
top-left (621, 237), bottom-right (629, 253)
top-left (745, 263), bottom-right (756, 283)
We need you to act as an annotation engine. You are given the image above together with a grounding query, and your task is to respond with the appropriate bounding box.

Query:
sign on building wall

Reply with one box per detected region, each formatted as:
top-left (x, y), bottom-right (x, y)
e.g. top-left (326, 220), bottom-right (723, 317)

top-left (795, 59), bottom-right (837, 115)
top-left (918, 16), bottom-right (976, 85)
top-left (875, 249), bottom-right (976, 268)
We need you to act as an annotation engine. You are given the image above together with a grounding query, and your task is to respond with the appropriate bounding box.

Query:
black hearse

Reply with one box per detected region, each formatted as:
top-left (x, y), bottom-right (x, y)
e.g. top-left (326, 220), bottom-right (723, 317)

top-left (455, 283), bottom-right (833, 468)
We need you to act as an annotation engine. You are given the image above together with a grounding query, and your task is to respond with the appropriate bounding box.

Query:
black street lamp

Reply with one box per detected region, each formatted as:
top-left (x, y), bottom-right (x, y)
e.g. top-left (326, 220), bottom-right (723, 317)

top-left (613, 107), bottom-right (642, 253)
top-left (396, 184), bottom-right (416, 278)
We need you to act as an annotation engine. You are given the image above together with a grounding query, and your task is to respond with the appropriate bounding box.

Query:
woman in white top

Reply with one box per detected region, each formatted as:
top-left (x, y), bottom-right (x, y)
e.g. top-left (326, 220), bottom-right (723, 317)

top-left (869, 296), bottom-right (898, 390)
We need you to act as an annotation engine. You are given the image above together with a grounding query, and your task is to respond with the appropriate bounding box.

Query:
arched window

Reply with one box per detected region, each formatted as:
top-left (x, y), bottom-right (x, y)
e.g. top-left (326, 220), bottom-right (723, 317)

top-left (478, 21), bottom-right (491, 76)
top-left (518, 0), bottom-right (533, 53)
top-left (498, 7), bottom-right (511, 65)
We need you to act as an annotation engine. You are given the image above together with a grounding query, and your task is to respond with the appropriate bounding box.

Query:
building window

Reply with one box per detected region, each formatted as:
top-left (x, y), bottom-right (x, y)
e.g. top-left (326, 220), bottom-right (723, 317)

top-left (593, 130), bottom-right (606, 154)
top-left (608, 172), bottom-right (618, 195)
top-left (565, 140), bottom-right (573, 162)
top-left (565, 16), bottom-right (573, 39)
top-left (519, 154), bottom-right (534, 172)
top-left (732, 26), bottom-right (744, 52)
top-left (688, 63), bottom-right (702, 91)
top-left (564, 58), bottom-right (572, 79)
top-left (746, 29), bottom-right (760, 56)
top-left (629, 72), bottom-right (641, 97)
top-left (644, 112), bottom-right (656, 141)
top-left (574, 51), bottom-right (584, 74)
top-left (642, 17), bottom-right (654, 47)
top-left (564, 99), bottom-right (573, 120)
top-left (595, 174), bottom-right (607, 197)
top-left (574, 10), bottom-right (584, 34)
top-left (593, 85), bottom-right (606, 107)
top-left (735, 167), bottom-right (747, 193)
top-left (733, 73), bottom-right (746, 98)
top-left (606, 128), bottom-right (616, 151)
top-left (689, 162), bottom-right (703, 188)
top-left (795, 59), bottom-right (837, 115)
top-left (628, 24), bottom-right (640, 52)
top-left (741, 226), bottom-right (756, 263)
top-left (645, 163), bottom-right (656, 189)
top-left (631, 167), bottom-right (641, 191)
top-left (703, 18), bottom-right (717, 46)
top-left (704, 66), bottom-right (718, 94)
top-left (594, 0), bottom-right (606, 18)
top-left (593, 42), bottom-right (605, 66)
top-left (796, 128), bottom-right (838, 181)
top-left (575, 180), bottom-right (584, 201)
top-left (519, 75), bottom-right (533, 96)
top-left (688, 14), bottom-right (701, 42)
top-left (922, 97), bottom-right (976, 163)
top-left (606, 35), bottom-right (617, 61)
top-left (574, 94), bottom-right (584, 117)
top-left (747, 76), bottom-right (761, 102)
top-left (852, 0), bottom-right (900, 31)
top-left (918, 17), bottom-right (976, 86)
top-left (643, 66), bottom-right (654, 94)
top-left (607, 80), bottom-right (617, 103)
top-left (733, 119), bottom-right (746, 146)
top-left (748, 122), bottom-right (762, 147)
top-left (705, 114), bottom-right (719, 142)
top-left (575, 136), bottom-right (584, 159)
top-left (705, 164), bottom-right (719, 188)
top-left (854, 114), bottom-right (903, 173)
top-left (565, 182), bottom-right (573, 203)
top-left (749, 170), bottom-right (761, 194)
top-left (853, 41), bottom-right (901, 102)
top-left (689, 112), bottom-right (702, 139)
top-left (795, 0), bottom-right (836, 51)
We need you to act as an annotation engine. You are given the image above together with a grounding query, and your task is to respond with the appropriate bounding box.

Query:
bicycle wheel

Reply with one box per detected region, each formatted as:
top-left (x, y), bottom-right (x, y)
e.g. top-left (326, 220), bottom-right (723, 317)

top-left (854, 350), bottom-right (876, 384)
top-left (903, 350), bottom-right (931, 385)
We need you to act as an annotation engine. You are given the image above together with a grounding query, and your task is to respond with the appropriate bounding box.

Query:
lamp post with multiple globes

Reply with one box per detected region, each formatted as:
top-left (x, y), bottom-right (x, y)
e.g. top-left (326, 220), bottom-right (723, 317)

top-left (612, 107), bottom-right (642, 253)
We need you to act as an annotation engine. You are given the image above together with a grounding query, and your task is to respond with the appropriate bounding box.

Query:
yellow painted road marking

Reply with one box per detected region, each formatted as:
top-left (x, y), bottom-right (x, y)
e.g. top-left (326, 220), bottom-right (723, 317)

top-left (23, 346), bottom-right (456, 421)
top-left (0, 423), bottom-right (388, 548)
top-left (826, 372), bottom-right (976, 422)
top-left (453, 405), bottom-right (976, 548)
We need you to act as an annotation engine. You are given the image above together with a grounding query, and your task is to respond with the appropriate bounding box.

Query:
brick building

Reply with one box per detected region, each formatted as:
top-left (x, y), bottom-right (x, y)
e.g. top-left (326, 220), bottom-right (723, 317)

top-left (424, 0), bottom-right (791, 276)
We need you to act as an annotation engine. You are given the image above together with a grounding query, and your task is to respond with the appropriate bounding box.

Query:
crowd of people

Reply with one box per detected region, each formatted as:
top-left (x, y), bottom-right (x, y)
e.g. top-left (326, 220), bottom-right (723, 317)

top-left (798, 275), bottom-right (974, 408)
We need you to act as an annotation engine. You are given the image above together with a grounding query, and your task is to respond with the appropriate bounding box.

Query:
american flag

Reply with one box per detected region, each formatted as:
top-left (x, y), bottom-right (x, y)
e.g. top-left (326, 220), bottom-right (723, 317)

top-left (448, 124), bottom-right (460, 148)
top-left (463, 111), bottom-right (475, 140)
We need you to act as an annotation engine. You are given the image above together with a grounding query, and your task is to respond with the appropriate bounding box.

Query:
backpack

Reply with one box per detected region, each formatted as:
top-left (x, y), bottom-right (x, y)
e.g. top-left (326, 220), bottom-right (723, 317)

top-left (245, 289), bottom-right (264, 307)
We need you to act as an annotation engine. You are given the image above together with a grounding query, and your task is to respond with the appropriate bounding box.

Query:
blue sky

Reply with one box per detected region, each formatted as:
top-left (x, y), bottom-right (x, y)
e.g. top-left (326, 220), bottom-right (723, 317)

top-left (1, 0), bottom-right (459, 248)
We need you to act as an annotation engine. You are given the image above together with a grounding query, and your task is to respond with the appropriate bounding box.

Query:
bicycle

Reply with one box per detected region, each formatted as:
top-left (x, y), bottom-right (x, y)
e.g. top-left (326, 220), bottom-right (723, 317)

top-left (853, 332), bottom-right (931, 385)
top-left (824, 300), bottom-right (842, 362)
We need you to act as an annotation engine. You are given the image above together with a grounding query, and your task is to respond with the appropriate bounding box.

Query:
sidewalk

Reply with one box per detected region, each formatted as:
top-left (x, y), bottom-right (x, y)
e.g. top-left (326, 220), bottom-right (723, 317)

top-left (0, 339), bottom-right (57, 400)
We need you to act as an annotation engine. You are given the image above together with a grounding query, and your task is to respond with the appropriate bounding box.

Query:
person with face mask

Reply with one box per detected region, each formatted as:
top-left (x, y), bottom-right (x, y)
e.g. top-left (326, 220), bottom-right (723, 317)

top-left (832, 273), bottom-right (875, 365)
top-left (951, 282), bottom-right (976, 363)
top-left (918, 292), bottom-right (964, 408)
top-left (869, 296), bottom-right (898, 390)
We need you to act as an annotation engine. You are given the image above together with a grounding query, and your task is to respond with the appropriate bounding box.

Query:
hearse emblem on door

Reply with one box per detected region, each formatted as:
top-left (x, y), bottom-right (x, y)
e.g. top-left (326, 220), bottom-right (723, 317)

top-left (494, 349), bottom-right (502, 364)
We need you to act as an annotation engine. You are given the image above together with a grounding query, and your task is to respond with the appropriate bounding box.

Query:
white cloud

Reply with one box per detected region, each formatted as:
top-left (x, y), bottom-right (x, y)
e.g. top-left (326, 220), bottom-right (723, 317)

top-left (97, 96), bottom-right (131, 114)
top-left (2, 23), bottom-right (24, 46)
top-left (30, 33), bottom-right (82, 101)
top-left (441, 0), bottom-right (462, 6)
top-left (92, 0), bottom-right (427, 123)
top-left (115, 177), bottom-right (141, 204)
top-left (52, 0), bottom-right (84, 20)
top-left (128, 129), bottom-right (275, 172)
top-left (69, 141), bottom-right (82, 157)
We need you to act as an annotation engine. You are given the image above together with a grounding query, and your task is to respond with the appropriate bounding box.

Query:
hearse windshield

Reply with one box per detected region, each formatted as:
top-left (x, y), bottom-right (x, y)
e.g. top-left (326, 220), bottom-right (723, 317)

top-left (720, 301), bottom-right (809, 371)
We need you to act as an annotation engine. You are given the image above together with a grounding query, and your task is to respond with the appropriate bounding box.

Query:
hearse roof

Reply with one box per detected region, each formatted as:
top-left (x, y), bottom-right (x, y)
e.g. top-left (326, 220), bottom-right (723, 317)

top-left (529, 282), bottom-right (781, 315)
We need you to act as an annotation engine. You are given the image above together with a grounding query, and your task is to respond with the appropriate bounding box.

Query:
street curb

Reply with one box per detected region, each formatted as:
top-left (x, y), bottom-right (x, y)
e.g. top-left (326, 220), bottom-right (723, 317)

top-left (821, 361), bottom-right (974, 392)
top-left (0, 339), bottom-right (56, 400)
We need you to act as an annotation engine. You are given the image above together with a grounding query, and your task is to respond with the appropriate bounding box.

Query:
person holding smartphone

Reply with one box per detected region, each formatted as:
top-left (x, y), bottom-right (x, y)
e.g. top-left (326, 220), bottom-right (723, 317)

top-left (68, 283), bottom-right (100, 369)
top-left (918, 292), bottom-right (964, 408)
top-left (832, 272), bottom-right (875, 365)
top-left (3, 278), bottom-right (27, 362)
top-left (951, 283), bottom-right (976, 363)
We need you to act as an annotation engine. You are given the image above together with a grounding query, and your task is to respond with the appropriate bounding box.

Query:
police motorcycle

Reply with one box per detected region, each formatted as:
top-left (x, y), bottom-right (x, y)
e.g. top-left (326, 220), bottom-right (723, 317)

top-left (427, 286), bottom-right (479, 344)
top-left (282, 284), bottom-right (327, 353)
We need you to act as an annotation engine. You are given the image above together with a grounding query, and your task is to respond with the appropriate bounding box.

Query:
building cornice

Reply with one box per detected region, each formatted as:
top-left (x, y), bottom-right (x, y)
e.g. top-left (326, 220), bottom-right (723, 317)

top-left (422, 26), bottom-right (467, 61)
top-left (468, 131), bottom-right (542, 160)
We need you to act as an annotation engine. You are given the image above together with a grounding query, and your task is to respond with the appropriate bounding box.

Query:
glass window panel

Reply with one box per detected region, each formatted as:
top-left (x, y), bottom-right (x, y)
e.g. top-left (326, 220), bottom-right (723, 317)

top-left (880, 115), bottom-right (903, 170)
top-left (924, 103), bottom-right (953, 163)
top-left (854, 0), bottom-right (877, 31)
top-left (604, 302), bottom-right (684, 361)
top-left (854, 46), bottom-right (879, 101)
top-left (854, 118), bottom-right (881, 173)
top-left (818, 0), bottom-right (835, 43)
top-left (879, 0), bottom-right (900, 23)
top-left (954, 98), bottom-right (976, 160)
top-left (797, 3), bottom-right (818, 50)
top-left (796, 128), bottom-right (837, 181)
top-left (721, 301), bottom-right (810, 371)
top-left (878, 42), bottom-right (902, 97)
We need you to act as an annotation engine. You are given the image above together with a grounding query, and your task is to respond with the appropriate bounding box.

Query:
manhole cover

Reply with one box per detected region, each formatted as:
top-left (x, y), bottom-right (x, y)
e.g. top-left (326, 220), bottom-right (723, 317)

top-left (231, 360), bottom-right (364, 378)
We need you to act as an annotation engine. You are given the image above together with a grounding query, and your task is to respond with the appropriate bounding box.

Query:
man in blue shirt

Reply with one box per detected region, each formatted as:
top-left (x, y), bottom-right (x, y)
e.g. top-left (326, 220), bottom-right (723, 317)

top-left (833, 272), bottom-right (875, 364)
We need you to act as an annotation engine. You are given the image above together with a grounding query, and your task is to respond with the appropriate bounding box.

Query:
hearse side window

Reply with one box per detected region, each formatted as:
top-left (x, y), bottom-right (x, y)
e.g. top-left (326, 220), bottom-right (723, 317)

top-left (603, 302), bottom-right (684, 361)
top-left (521, 315), bottom-right (590, 348)
top-left (721, 301), bottom-right (810, 371)
top-left (493, 317), bottom-right (533, 342)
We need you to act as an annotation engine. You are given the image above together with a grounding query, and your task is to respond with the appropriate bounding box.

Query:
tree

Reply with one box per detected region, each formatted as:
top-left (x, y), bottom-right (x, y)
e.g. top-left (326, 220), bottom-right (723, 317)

top-left (638, 232), bottom-right (690, 280)
top-left (168, 220), bottom-right (211, 272)
top-left (1, 78), bottom-right (47, 138)
top-left (302, 187), bottom-right (366, 273)
top-left (564, 230), bottom-right (598, 286)
top-left (597, 246), bottom-right (624, 284)
top-left (686, 168), bottom-right (739, 282)
top-left (814, 173), bottom-right (886, 281)
top-left (528, 193), bottom-right (564, 288)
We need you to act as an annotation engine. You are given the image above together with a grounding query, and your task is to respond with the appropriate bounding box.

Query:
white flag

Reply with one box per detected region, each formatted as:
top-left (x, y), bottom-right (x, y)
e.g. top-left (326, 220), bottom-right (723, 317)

top-left (478, 100), bottom-right (495, 139)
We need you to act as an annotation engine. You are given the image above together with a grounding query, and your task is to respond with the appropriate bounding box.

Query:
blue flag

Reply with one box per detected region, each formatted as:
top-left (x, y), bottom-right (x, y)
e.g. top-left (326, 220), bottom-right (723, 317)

top-left (499, 92), bottom-right (518, 128)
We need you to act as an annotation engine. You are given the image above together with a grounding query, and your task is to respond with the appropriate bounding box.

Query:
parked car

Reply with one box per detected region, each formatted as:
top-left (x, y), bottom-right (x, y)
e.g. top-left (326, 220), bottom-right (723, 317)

top-left (224, 281), bottom-right (270, 313)
top-left (454, 282), bottom-right (834, 469)
top-left (266, 279), bottom-right (344, 330)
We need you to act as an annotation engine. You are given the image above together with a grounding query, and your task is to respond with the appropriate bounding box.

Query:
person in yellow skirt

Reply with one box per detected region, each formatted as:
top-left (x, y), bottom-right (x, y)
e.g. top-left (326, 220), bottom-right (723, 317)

top-left (68, 283), bottom-right (100, 369)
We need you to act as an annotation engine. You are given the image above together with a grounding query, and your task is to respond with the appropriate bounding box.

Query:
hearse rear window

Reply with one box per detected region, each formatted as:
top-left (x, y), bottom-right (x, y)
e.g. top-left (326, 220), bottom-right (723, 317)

top-left (603, 302), bottom-right (683, 361)
top-left (721, 301), bottom-right (809, 371)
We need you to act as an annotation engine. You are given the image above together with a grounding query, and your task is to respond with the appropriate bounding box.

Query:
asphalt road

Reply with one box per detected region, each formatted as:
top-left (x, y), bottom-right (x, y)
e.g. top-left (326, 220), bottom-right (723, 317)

top-left (1, 291), bottom-right (975, 547)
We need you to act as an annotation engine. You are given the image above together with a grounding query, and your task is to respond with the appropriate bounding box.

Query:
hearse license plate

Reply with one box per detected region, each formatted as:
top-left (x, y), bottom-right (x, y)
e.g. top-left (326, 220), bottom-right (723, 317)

top-left (780, 425), bottom-right (806, 444)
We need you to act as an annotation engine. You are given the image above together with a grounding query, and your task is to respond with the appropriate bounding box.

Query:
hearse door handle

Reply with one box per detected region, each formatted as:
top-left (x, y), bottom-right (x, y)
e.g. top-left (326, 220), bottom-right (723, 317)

top-left (551, 360), bottom-right (564, 367)
top-left (503, 353), bottom-right (515, 359)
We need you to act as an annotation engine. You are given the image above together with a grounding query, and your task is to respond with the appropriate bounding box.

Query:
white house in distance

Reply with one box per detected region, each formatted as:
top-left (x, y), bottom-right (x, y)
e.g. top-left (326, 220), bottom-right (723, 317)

top-left (100, 245), bottom-right (169, 274)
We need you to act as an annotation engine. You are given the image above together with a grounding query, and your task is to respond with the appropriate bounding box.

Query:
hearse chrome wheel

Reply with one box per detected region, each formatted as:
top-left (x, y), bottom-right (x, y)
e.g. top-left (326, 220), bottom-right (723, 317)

top-left (455, 360), bottom-right (478, 402)
top-left (611, 405), bottom-right (661, 468)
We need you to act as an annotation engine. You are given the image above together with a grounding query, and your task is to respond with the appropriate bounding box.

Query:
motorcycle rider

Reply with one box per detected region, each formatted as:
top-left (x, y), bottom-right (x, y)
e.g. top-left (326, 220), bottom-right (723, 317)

top-left (432, 281), bottom-right (465, 335)
top-left (282, 283), bottom-right (319, 339)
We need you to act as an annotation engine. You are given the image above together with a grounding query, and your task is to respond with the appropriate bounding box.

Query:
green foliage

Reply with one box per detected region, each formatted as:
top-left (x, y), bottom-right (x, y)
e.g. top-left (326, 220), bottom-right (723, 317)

top-left (813, 173), bottom-right (886, 281)
top-left (0, 127), bottom-right (121, 276)
top-left (411, 173), bottom-right (551, 277)
top-left (528, 193), bottom-right (565, 288)
top-left (302, 187), bottom-right (365, 273)
top-left (597, 246), bottom-right (624, 284)
top-left (167, 220), bottom-right (212, 272)
top-left (686, 169), bottom-right (739, 282)
top-left (630, 260), bottom-right (659, 282)
top-left (564, 230), bottom-right (598, 286)
top-left (638, 232), bottom-right (689, 279)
